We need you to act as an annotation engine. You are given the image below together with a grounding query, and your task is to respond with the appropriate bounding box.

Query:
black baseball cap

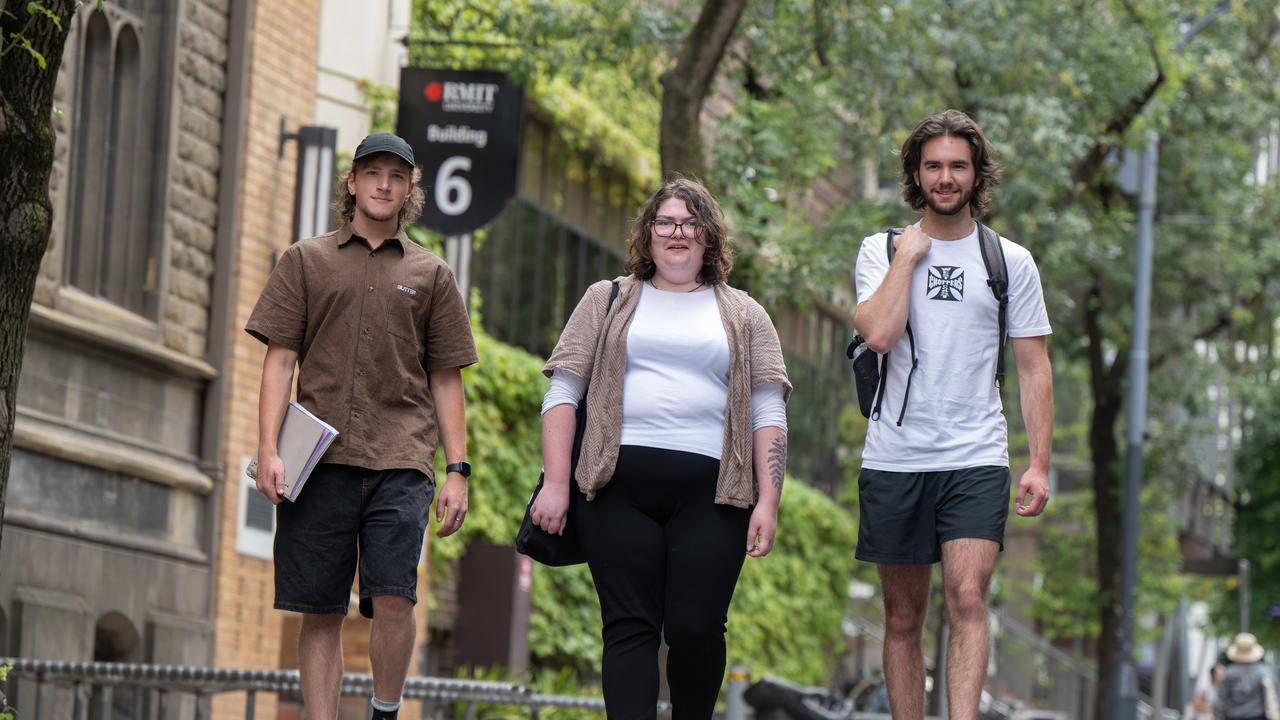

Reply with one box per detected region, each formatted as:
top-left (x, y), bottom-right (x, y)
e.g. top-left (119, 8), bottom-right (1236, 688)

top-left (353, 132), bottom-right (415, 167)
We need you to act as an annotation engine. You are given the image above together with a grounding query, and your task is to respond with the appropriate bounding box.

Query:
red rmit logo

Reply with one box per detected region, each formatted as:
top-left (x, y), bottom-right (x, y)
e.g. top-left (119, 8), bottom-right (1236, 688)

top-left (424, 82), bottom-right (443, 102)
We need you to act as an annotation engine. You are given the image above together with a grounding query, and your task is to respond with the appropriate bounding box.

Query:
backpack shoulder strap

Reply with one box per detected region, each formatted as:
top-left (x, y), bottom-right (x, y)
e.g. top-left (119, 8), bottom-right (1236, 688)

top-left (977, 223), bottom-right (1009, 388)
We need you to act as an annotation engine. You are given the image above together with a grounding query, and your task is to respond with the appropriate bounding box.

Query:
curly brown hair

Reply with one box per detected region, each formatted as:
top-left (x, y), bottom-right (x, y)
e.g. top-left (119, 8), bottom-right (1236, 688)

top-left (335, 157), bottom-right (426, 228)
top-left (625, 177), bottom-right (734, 285)
top-left (900, 109), bottom-right (1002, 218)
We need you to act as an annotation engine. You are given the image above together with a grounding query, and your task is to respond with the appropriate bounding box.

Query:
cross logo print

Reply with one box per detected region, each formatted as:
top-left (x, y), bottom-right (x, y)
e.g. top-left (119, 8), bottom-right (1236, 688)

top-left (927, 266), bottom-right (964, 301)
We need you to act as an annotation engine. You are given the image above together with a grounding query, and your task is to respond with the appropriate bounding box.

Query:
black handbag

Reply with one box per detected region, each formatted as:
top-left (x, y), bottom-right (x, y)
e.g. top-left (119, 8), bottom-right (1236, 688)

top-left (515, 281), bottom-right (619, 566)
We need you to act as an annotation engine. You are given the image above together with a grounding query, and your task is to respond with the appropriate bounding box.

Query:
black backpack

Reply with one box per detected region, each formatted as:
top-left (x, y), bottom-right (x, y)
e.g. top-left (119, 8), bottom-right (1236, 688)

top-left (846, 223), bottom-right (1010, 425)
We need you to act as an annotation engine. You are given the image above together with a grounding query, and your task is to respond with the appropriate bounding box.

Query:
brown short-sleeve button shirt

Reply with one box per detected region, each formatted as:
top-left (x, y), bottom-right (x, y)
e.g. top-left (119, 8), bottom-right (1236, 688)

top-left (246, 224), bottom-right (478, 478)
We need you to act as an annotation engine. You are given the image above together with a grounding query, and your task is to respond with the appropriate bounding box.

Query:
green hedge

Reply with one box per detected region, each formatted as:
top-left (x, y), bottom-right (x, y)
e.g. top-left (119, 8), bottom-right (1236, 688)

top-left (433, 325), bottom-right (858, 686)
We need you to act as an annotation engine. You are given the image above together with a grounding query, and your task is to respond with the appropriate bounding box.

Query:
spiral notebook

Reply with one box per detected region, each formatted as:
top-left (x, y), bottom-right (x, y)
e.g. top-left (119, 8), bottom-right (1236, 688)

top-left (246, 402), bottom-right (338, 502)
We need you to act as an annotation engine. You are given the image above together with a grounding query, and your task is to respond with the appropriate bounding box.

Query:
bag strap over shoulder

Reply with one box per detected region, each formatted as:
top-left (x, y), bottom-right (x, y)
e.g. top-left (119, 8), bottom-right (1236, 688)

top-left (976, 223), bottom-right (1010, 388)
top-left (607, 279), bottom-right (620, 312)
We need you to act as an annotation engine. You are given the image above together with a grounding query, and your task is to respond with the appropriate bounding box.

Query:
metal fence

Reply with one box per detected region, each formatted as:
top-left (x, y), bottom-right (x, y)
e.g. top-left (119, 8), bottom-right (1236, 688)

top-left (783, 352), bottom-right (855, 496)
top-left (3, 651), bottom-right (1126, 720)
top-left (987, 607), bottom-right (1097, 719)
top-left (474, 197), bottom-right (626, 360)
top-left (837, 607), bottom-right (1100, 720)
top-left (0, 657), bottom-right (636, 720)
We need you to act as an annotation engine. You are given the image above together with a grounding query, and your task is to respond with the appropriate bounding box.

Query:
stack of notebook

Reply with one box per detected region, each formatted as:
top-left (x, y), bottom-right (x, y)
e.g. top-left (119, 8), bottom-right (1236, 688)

top-left (247, 402), bottom-right (338, 502)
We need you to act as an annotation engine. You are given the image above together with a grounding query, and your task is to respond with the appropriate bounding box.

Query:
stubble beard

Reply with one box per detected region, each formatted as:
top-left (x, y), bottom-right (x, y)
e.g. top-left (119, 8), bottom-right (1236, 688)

top-left (924, 185), bottom-right (973, 217)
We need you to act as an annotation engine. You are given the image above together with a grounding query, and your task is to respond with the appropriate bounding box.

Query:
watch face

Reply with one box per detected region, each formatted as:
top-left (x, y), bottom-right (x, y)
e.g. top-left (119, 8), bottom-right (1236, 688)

top-left (449, 461), bottom-right (472, 477)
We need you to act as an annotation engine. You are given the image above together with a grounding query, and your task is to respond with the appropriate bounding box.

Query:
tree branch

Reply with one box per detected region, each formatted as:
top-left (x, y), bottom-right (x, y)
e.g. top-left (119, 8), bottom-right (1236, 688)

top-left (1067, 1), bottom-right (1165, 198)
top-left (812, 0), bottom-right (830, 68)
top-left (1148, 312), bottom-right (1233, 372)
top-left (658, 0), bottom-right (747, 178)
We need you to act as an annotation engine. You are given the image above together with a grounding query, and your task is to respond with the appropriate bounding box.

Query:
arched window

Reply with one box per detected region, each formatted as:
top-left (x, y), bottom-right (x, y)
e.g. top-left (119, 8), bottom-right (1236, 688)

top-left (102, 25), bottom-right (145, 312)
top-left (66, 11), bottom-right (112, 297)
top-left (90, 611), bottom-right (140, 720)
top-left (65, 3), bottom-right (172, 319)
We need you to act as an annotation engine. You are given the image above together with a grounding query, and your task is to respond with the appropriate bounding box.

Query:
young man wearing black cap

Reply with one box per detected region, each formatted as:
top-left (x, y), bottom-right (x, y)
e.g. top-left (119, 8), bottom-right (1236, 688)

top-left (247, 132), bottom-right (478, 720)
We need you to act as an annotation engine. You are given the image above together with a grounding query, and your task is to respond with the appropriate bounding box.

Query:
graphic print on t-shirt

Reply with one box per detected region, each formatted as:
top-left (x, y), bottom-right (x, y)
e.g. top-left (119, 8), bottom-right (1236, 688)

top-left (927, 266), bottom-right (964, 301)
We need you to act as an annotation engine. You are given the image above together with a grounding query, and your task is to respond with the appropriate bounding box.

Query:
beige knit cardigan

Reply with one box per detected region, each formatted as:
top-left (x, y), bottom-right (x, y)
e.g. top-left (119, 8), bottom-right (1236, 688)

top-left (543, 275), bottom-right (792, 508)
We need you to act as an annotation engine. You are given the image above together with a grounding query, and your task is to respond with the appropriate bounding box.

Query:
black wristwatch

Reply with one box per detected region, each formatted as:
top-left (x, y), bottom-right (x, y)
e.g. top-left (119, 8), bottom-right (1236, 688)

top-left (445, 461), bottom-right (472, 478)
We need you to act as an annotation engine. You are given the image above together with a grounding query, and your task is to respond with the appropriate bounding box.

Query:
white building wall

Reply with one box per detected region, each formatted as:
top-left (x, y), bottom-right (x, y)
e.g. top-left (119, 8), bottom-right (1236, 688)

top-left (315, 0), bottom-right (410, 152)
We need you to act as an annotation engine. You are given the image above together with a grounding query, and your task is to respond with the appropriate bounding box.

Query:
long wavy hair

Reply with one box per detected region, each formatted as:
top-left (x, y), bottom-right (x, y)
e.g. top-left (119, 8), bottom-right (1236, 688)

top-left (625, 176), bottom-right (734, 285)
top-left (900, 109), bottom-right (1002, 218)
top-left (335, 157), bottom-right (426, 227)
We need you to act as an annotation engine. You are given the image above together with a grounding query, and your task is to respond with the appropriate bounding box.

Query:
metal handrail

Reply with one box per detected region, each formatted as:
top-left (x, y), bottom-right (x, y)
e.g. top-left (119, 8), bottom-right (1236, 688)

top-left (0, 657), bottom-right (631, 718)
top-left (1, 657), bottom-right (527, 698)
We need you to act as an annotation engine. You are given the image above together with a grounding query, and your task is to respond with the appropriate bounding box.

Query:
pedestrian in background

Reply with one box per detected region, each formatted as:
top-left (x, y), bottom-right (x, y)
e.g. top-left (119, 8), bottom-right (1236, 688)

top-left (1187, 661), bottom-right (1226, 720)
top-left (1215, 633), bottom-right (1279, 720)
top-left (247, 132), bottom-right (477, 720)
top-left (851, 109), bottom-right (1054, 720)
top-left (532, 177), bottom-right (791, 718)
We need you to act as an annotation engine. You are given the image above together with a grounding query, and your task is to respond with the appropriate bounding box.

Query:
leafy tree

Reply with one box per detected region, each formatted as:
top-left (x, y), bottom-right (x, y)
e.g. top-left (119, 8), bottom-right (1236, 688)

top-left (0, 0), bottom-right (78, 553)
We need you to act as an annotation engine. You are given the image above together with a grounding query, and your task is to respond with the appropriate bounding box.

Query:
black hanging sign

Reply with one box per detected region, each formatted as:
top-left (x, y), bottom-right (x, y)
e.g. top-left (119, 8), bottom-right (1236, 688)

top-left (397, 68), bottom-right (524, 235)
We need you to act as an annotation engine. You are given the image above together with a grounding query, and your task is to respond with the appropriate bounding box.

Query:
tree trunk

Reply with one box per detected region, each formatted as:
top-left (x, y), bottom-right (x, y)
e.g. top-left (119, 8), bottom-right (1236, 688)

top-left (658, 0), bottom-right (747, 180)
top-left (1085, 282), bottom-right (1126, 720)
top-left (0, 1), bottom-right (77, 554)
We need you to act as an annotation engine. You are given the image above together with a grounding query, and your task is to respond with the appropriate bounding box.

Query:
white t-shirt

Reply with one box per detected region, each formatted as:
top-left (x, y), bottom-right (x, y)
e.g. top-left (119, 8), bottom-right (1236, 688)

top-left (854, 224), bottom-right (1051, 471)
top-left (541, 282), bottom-right (788, 461)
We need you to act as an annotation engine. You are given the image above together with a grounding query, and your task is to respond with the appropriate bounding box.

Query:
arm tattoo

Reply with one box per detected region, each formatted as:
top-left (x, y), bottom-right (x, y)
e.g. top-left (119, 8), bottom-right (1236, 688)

top-left (767, 435), bottom-right (787, 495)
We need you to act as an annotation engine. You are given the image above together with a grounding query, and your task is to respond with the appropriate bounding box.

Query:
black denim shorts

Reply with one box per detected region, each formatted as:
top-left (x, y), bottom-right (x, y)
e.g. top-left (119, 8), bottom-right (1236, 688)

top-left (855, 465), bottom-right (1011, 565)
top-left (274, 463), bottom-right (435, 618)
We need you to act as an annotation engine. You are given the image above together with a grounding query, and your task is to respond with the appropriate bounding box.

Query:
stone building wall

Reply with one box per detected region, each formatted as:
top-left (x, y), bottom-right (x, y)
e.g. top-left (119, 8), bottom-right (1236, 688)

top-left (2, 1), bottom-right (241, 718)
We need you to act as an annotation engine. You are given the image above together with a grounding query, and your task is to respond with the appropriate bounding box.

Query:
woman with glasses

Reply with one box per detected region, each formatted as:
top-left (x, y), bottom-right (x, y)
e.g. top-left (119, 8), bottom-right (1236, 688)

top-left (532, 177), bottom-right (791, 718)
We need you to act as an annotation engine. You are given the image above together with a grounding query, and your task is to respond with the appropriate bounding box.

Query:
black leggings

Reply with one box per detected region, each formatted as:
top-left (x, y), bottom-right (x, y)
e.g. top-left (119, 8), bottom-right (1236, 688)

top-left (572, 445), bottom-right (752, 720)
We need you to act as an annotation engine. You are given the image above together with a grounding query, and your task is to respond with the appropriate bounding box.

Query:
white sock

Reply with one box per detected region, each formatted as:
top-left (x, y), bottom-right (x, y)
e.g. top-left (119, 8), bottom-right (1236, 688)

top-left (371, 696), bottom-right (401, 712)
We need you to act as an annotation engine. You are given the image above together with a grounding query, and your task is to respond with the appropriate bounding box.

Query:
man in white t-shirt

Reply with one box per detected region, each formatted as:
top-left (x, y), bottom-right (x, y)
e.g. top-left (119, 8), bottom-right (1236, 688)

top-left (853, 109), bottom-right (1054, 720)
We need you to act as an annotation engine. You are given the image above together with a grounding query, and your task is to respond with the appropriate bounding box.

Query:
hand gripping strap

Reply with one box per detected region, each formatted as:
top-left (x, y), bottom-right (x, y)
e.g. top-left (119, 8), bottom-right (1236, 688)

top-left (877, 228), bottom-right (918, 425)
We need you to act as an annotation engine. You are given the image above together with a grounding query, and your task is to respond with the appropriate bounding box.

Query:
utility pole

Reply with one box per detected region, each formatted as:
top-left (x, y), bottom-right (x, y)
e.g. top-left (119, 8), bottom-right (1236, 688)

top-left (1109, 134), bottom-right (1158, 720)
top-left (1239, 558), bottom-right (1251, 633)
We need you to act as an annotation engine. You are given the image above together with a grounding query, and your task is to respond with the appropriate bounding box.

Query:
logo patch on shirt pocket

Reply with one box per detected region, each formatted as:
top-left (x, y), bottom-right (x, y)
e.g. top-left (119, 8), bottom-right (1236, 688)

top-left (387, 282), bottom-right (423, 344)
